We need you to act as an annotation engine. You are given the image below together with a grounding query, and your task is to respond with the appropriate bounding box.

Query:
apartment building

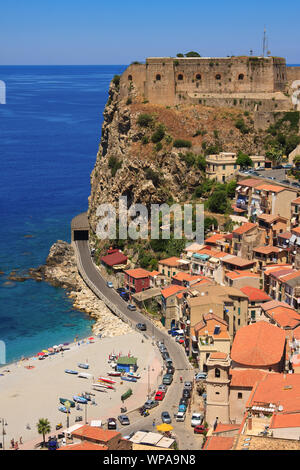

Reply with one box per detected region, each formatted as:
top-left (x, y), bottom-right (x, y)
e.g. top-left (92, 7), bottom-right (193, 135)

top-left (206, 153), bottom-right (265, 183)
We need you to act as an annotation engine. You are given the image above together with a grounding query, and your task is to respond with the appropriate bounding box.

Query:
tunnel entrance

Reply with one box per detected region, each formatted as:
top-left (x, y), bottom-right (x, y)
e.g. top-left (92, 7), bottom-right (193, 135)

top-left (73, 229), bottom-right (89, 241)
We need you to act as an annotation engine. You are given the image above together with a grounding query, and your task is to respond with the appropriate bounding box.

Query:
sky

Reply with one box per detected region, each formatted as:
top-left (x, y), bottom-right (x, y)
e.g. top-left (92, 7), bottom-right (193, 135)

top-left (0, 0), bottom-right (299, 65)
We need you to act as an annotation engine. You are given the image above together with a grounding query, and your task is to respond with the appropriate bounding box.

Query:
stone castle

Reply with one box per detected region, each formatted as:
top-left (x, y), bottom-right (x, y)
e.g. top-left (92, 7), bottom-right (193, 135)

top-left (119, 56), bottom-right (300, 115)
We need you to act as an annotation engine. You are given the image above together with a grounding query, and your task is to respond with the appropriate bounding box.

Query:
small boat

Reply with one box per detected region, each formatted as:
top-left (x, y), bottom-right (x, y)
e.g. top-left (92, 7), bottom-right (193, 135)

top-left (93, 383), bottom-right (114, 390)
top-left (73, 395), bottom-right (88, 404)
top-left (98, 376), bottom-right (117, 384)
top-left (65, 369), bottom-right (78, 375)
top-left (127, 372), bottom-right (141, 379)
top-left (107, 371), bottom-right (121, 377)
top-left (59, 398), bottom-right (75, 407)
top-left (78, 363), bottom-right (89, 369)
top-left (92, 386), bottom-right (107, 393)
top-left (58, 406), bottom-right (68, 413)
top-left (122, 376), bottom-right (137, 382)
top-left (78, 372), bottom-right (92, 379)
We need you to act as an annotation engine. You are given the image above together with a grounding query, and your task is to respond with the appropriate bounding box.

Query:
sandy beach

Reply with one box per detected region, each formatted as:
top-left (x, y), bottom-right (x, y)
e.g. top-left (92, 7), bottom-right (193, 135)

top-left (0, 331), bottom-right (163, 449)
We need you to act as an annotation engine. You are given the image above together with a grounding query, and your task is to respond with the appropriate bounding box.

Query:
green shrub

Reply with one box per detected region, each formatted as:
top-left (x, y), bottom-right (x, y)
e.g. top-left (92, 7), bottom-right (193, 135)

top-left (112, 75), bottom-right (120, 88)
top-left (108, 156), bottom-right (122, 177)
top-left (155, 142), bottom-right (163, 151)
top-left (235, 118), bottom-right (250, 134)
top-left (151, 124), bottom-right (165, 143)
top-left (142, 136), bottom-right (149, 145)
top-left (144, 168), bottom-right (161, 186)
top-left (137, 113), bottom-right (153, 127)
top-left (126, 97), bottom-right (132, 105)
top-left (173, 139), bottom-right (192, 148)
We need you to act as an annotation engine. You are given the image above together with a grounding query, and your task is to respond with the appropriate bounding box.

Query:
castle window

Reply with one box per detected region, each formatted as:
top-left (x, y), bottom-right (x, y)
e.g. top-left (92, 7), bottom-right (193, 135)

top-left (215, 74), bottom-right (221, 80)
top-left (238, 392), bottom-right (243, 399)
top-left (196, 74), bottom-right (201, 80)
top-left (178, 74), bottom-right (183, 81)
top-left (156, 74), bottom-right (161, 81)
top-left (238, 74), bottom-right (244, 80)
top-left (215, 368), bottom-right (220, 378)
top-left (128, 75), bottom-right (133, 81)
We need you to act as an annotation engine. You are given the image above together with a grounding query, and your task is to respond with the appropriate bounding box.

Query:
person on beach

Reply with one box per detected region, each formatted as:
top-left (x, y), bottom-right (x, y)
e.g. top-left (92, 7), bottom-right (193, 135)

top-left (19, 436), bottom-right (23, 444)
top-left (11, 438), bottom-right (14, 449)
top-left (15, 441), bottom-right (19, 450)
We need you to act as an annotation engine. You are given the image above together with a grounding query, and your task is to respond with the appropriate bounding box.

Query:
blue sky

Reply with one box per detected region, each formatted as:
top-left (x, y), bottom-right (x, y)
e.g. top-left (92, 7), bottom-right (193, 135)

top-left (1, 0), bottom-right (299, 65)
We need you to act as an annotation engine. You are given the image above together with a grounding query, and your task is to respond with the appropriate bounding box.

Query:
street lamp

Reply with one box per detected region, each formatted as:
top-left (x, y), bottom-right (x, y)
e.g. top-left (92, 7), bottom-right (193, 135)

top-left (1, 419), bottom-right (7, 450)
top-left (64, 401), bottom-right (71, 434)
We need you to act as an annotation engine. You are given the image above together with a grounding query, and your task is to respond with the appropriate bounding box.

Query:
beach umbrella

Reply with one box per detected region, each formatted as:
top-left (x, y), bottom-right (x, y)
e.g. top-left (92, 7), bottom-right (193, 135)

top-left (88, 337), bottom-right (94, 341)
top-left (48, 348), bottom-right (54, 353)
top-left (42, 350), bottom-right (49, 353)
top-left (63, 342), bottom-right (69, 346)
top-left (37, 352), bottom-right (45, 356)
top-left (52, 345), bottom-right (58, 349)
top-left (156, 423), bottom-right (174, 432)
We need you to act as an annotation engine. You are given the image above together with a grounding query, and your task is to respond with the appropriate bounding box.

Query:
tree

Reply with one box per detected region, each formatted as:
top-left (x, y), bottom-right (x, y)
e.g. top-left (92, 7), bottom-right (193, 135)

top-left (176, 53), bottom-right (184, 57)
top-left (37, 418), bottom-right (51, 446)
top-left (265, 147), bottom-right (283, 165)
top-left (293, 155), bottom-right (300, 168)
top-left (226, 180), bottom-right (237, 199)
top-left (185, 51), bottom-right (201, 57)
top-left (236, 152), bottom-right (253, 169)
top-left (207, 190), bottom-right (228, 214)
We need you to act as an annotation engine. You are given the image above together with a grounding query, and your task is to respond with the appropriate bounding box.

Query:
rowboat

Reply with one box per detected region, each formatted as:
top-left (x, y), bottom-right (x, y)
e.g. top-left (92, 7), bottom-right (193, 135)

top-left (65, 369), bottom-right (78, 375)
top-left (122, 376), bottom-right (137, 382)
top-left (127, 372), bottom-right (141, 379)
top-left (93, 383), bottom-right (114, 390)
top-left (78, 372), bottom-right (92, 379)
top-left (107, 371), bottom-right (121, 377)
top-left (73, 395), bottom-right (88, 404)
top-left (59, 398), bottom-right (75, 407)
top-left (98, 376), bottom-right (117, 384)
top-left (58, 406), bottom-right (68, 413)
top-left (78, 363), bottom-right (89, 369)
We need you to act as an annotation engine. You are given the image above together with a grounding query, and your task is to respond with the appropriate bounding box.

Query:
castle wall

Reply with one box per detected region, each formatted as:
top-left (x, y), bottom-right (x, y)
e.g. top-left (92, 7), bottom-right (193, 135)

top-left (287, 66), bottom-right (300, 83)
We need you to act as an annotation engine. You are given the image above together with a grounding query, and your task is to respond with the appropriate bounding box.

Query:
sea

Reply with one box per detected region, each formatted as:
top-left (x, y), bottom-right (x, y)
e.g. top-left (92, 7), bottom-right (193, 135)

top-left (0, 65), bottom-right (126, 363)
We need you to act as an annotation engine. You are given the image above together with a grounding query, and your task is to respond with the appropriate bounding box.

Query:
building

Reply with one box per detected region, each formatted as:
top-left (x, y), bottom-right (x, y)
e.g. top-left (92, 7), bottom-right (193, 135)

top-left (252, 246), bottom-right (288, 272)
top-left (239, 285), bottom-right (271, 324)
top-left (206, 152), bottom-right (265, 183)
top-left (257, 214), bottom-right (288, 246)
top-left (158, 256), bottom-right (190, 279)
top-left (116, 356), bottom-right (138, 373)
top-left (160, 284), bottom-right (187, 328)
top-left (205, 352), bottom-right (231, 426)
top-left (224, 270), bottom-right (260, 289)
top-left (231, 222), bottom-right (262, 258)
top-left (101, 251), bottom-right (128, 270)
top-left (70, 425), bottom-right (131, 450)
top-left (124, 268), bottom-right (151, 294)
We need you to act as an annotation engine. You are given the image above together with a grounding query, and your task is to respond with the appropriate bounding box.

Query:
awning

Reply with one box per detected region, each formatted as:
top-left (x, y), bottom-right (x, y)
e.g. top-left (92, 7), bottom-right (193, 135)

top-left (236, 185), bottom-right (241, 191)
top-left (209, 257), bottom-right (219, 263)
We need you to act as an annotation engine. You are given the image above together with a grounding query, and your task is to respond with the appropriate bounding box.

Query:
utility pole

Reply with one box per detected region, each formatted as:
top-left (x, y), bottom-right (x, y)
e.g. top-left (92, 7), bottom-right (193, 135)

top-left (262, 26), bottom-right (267, 57)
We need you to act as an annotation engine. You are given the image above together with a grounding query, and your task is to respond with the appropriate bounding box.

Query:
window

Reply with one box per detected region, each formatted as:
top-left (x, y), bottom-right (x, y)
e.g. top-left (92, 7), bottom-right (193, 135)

top-left (196, 74), bottom-right (201, 80)
top-left (178, 74), bottom-right (183, 81)
top-left (223, 165), bottom-right (226, 170)
top-left (238, 74), bottom-right (244, 80)
top-left (156, 74), bottom-right (161, 81)
top-left (238, 392), bottom-right (243, 399)
top-left (215, 368), bottom-right (220, 378)
top-left (215, 74), bottom-right (221, 80)
top-left (128, 75), bottom-right (132, 81)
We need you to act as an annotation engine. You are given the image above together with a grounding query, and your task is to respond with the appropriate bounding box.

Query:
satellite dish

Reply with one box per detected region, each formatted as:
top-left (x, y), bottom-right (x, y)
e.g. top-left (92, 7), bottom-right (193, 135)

top-left (278, 405), bottom-right (283, 412)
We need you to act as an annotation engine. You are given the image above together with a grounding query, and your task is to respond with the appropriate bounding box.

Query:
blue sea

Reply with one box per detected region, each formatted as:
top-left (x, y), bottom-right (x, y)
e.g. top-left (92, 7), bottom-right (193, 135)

top-left (0, 65), bottom-right (126, 363)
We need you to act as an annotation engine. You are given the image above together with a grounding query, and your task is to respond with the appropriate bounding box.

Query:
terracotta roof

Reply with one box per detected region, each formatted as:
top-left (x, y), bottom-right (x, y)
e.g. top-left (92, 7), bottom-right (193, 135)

top-left (210, 352), bottom-right (228, 360)
top-left (264, 265), bottom-right (292, 275)
top-left (293, 325), bottom-right (300, 340)
top-left (278, 231), bottom-right (292, 239)
top-left (58, 441), bottom-right (108, 450)
top-left (203, 436), bottom-right (235, 450)
top-left (226, 270), bottom-right (259, 280)
top-left (239, 286), bottom-right (271, 302)
top-left (233, 222), bottom-right (257, 235)
top-left (266, 306), bottom-right (300, 329)
top-left (213, 423), bottom-right (240, 434)
top-left (258, 214), bottom-right (287, 223)
top-left (204, 234), bottom-right (226, 244)
top-left (280, 270), bottom-right (300, 282)
top-left (172, 272), bottom-right (202, 282)
top-left (229, 369), bottom-right (269, 388)
top-left (191, 279), bottom-right (213, 288)
top-left (238, 178), bottom-right (262, 188)
top-left (124, 268), bottom-right (151, 279)
top-left (161, 284), bottom-right (186, 299)
top-left (149, 270), bottom-right (160, 277)
top-left (292, 197), bottom-right (300, 204)
top-left (246, 373), bottom-right (300, 414)
top-left (159, 256), bottom-right (181, 267)
top-left (72, 425), bottom-right (120, 442)
top-left (230, 321), bottom-right (286, 367)
top-left (270, 412), bottom-right (300, 429)
top-left (253, 245), bottom-right (281, 254)
top-left (101, 252), bottom-right (128, 267)
top-left (222, 256), bottom-right (256, 268)
top-left (260, 299), bottom-right (294, 312)
top-left (232, 204), bottom-right (247, 213)
top-left (291, 226), bottom-right (300, 235)
top-left (256, 184), bottom-right (284, 193)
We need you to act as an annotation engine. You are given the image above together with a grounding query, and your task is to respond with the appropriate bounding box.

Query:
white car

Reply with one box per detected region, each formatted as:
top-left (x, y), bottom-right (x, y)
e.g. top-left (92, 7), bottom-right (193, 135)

top-left (175, 412), bottom-right (186, 422)
top-left (191, 413), bottom-right (204, 427)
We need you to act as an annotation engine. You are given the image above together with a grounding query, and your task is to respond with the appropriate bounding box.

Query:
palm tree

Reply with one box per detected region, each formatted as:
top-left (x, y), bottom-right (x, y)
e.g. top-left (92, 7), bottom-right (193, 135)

top-left (37, 418), bottom-right (51, 447)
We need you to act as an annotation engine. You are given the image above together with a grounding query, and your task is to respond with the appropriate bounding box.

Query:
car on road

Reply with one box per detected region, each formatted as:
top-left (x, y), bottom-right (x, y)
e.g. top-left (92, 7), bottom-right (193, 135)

top-left (106, 281), bottom-right (114, 288)
top-left (184, 381), bottom-right (192, 390)
top-left (136, 323), bottom-right (147, 331)
top-left (175, 412), bottom-right (186, 422)
top-left (118, 415), bottom-right (130, 425)
top-left (144, 399), bottom-right (159, 409)
top-left (158, 384), bottom-right (167, 393)
top-left (195, 372), bottom-right (207, 381)
top-left (107, 417), bottom-right (117, 429)
top-left (194, 425), bottom-right (208, 434)
top-left (191, 413), bottom-right (204, 427)
top-left (159, 345), bottom-right (167, 353)
top-left (166, 366), bottom-right (175, 375)
top-left (273, 164), bottom-right (283, 169)
top-left (117, 287), bottom-right (126, 293)
top-left (175, 335), bottom-right (185, 344)
top-left (162, 351), bottom-right (170, 360)
top-left (127, 304), bottom-right (137, 311)
top-left (161, 411), bottom-right (172, 424)
top-left (282, 164), bottom-right (293, 169)
top-left (162, 374), bottom-right (173, 385)
top-left (256, 167), bottom-right (265, 170)
top-left (182, 388), bottom-right (191, 399)
top-left (165, 359), bottom-right (173, 368)
top-left (157, 341), bottom-right (165, 348)
top-left (178, 403), bottom-right (187, 413)
top-left (179, 397), bottom-right (189, 406)
top-left (155, 391), bottom-right (165, 401)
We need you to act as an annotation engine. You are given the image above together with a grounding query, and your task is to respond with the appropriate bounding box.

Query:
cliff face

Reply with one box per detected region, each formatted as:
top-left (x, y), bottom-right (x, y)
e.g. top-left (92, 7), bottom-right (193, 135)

top-left (88, 79), bottom-right (269, 233)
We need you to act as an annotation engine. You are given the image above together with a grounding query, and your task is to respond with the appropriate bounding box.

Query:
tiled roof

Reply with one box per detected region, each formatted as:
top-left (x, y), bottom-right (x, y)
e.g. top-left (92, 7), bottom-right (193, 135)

top-left (258, 214), bottom-right (287, 223)
top-left (264, 265), bottom-right (292, 275)
top-left (222, 256), bottom-right (256, 268)
top-left (124, 268), bottom-right (151, 279)
top-left (72, 425), bottom-right (120, 442)
top-left (210, 352), bottom-right (228, 359)
top-left (278, 231), bottom-right (292, 239)
top-left (291, 226), bottom-right (300, 235)
top-left (149, 270), bottom-right (160, 277)
top-left (238, 178), bottom-right (262, 188)
top-left (280, 270), bottom-right (300, 282)
top-left (161, 284), bottom-right (186, 299)
top-left (231, 321), bottom-right (286, 367)
top-left (158, 256), bottom-right (181, 267)
top-left (239, 286), bottom-right (271, 302)
top-left (256, 184), bottom-right (284, 193)
top-left (260, 299), bottom-right (294, 312)
top-left (205, 234), bottom-right (226, 244)
top-left (253, 245), bottom-right (281, 254)
top-left (213, 423), bottom-right (240, 434)
top-left (229, 369), bottom-right (269, 388)
top-left (101, 252), bottom-right (128, 267)
top-left (226, 270), bottom-right (259, 280)
top-left (270, 412), bottom-right (300, 429)
top-left (172, 272), bottom-right (202, 282)
top-left (266, 306), bottom-right (300, 329)
top-left (58, 441), bottom-right (108, 450)
top-left (203, 436), bottom-right (235, 450)
top-left (233, 222), bottom-right (257, 235)
top-left (292, 197), bottom-right (300, 204)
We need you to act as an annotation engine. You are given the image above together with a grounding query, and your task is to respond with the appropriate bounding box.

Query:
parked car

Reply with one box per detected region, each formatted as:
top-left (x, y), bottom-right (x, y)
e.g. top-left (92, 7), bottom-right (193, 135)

top-left (166, 366), bottom-right (175, 375)
top-left (184, 381), bottom-right (193, 390)
top-left (117, 287), bottom-right (126, 293)
top-left (179, 397), bottom-right (189, 406)
top-left (155, 391), bottom-right (165, 401)
top-left (168, 327), bottom-right (180, 336)
top-left (162, 374), bottom-right (173, 385)
top-left (273, 164), bottom-right (283, 169)
top-left (107, 281), bottom-right (114, 288)
top-left (144, 399), bottom-right (159, 409)
top-left (182, 388), bottom-right (191, 399)
top-left (194, 425), bottom-right (208, 434)
top-left (162, 352), bottom-right (170, 360)
top-left (159, 345), bottom-right (168, 353)
top-left (191, 413), bottom-right (204, 427)
top-left (175, 412), bottom-right (186, 422)
top-left (107, 417), bottom-right (117, 429)
top-left (195, 372), bottom-right (207, 381)
top-left (136, 323), bottom-right (147, 331)
top-left (165, 359), bottom-right (173, 368)
top-left (175, 335), bottom-right (185, 344)
top-left (127, 304), bottom-right (136, 311)
top-left (161, 411), bottom-right (172, 424)
top-left (178, 403), bottom-right (187, 413)
top-left (158, 384), bottom-right (167, 393)
top-left (157, 341), bottom-right (165, 348)
top-left (282, 164), bottom-right (293, 169)
top-left (118, 415), bottom-right (130, 425)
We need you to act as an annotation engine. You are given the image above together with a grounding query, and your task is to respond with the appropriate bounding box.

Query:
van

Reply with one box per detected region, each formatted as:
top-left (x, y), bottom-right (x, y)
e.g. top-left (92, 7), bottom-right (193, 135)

top-left (175, 412), bottom-right (186, 422)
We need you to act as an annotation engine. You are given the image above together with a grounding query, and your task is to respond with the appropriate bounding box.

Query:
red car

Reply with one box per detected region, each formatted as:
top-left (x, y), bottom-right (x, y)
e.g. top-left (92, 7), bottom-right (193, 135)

top-left (194, 425), bottom-right (207, 434)
top-left (155, 391), bottom-right (165, 401)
